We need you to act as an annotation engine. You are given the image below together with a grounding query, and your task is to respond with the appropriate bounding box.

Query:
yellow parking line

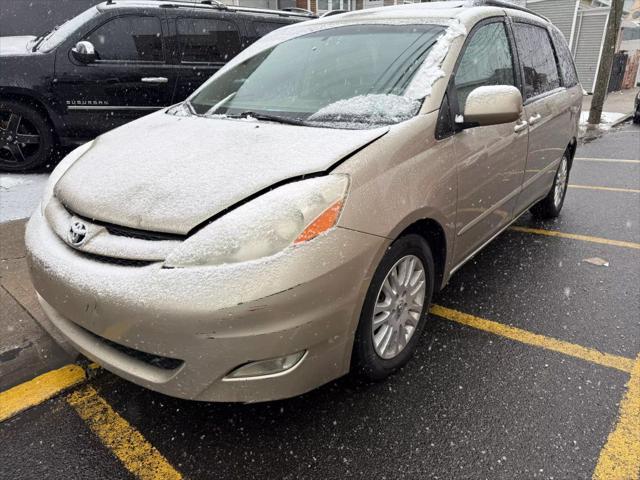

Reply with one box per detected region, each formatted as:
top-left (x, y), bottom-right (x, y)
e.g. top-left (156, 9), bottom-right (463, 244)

top-left (0, 364), bottom-right (88, 422)
top-left (575, 158), bottom-right (640, 164)
top-left (430, 305), bottom-right (635, 374)
top-left (569, 184), bottom-right (640, 194)
top-left (593, 355), bottom-right (640, 480)
top-left (509, 226), bottom-right (640, 250)
top-left (67, 385), bottom-right (182, 480)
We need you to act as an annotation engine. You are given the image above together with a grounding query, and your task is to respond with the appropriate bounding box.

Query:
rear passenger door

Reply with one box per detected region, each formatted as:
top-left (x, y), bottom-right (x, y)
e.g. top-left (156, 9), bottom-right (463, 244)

top-left (449, 19), bottom-right (529, 266)
top-left (511, 21), bottom-right (572, 214)
top-left (171, 12), bottom-right (243, 102)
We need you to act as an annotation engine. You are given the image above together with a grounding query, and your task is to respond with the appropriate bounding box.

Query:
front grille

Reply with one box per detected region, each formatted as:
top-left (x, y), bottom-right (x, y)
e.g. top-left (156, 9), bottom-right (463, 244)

top-left (104, 223), bottom-right (186, 242)
top-left (75, 250), bottom-right (155, 268)
top-left (63, 205), bottom-right (186, 242)
top-left (80, 325), bottom-right (184, 371)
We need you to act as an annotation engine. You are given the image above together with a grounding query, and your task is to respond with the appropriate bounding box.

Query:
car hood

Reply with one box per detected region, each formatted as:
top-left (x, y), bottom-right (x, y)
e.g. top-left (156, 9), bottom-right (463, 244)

top-left (55, 111), bottom-right (388, 235)
top-left (0, 36), bottom-right (36, 56)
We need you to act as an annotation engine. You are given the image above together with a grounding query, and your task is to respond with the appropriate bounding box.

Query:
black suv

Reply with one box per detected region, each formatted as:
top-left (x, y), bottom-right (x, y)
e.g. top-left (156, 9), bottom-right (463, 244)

top-left (0, 0), bottom-right (312, 171)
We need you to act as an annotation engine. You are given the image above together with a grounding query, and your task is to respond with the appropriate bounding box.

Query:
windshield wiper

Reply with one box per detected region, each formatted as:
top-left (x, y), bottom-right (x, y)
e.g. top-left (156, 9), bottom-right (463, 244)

top-left (31, 25), bottom-right (58, 51)
top-left (229, 111), bottom-right (307, 126)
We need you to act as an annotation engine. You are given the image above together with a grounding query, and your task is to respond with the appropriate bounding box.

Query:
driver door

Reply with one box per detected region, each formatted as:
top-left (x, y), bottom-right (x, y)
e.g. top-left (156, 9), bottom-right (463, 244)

top-left (53, 13), bottom-right (176, 139)
top-left (449, 19), bottom-right (529, 267)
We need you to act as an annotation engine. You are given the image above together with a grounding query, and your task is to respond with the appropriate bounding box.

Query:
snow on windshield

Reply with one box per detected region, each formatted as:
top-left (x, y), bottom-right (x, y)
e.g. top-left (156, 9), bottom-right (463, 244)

top-left (308, 94), bottom-right (421, 127)
top-left (405, 19), bottom-right (467, 100)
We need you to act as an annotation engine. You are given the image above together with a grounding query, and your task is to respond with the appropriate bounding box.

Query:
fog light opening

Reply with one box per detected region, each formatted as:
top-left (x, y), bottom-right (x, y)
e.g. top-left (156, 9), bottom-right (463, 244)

top-left (224, 351), bottom-right (306, 380)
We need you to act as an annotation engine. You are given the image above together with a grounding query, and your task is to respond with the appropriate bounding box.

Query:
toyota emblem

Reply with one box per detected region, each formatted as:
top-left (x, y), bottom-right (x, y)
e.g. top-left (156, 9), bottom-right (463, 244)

top-left (68, 220), bottom-right (88, 246)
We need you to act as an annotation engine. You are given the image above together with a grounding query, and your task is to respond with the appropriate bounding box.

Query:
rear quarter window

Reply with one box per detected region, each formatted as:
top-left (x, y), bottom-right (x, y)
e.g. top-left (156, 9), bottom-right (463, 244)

top-left (549, 28), bottom-right (579, 88)
top-left (252, 21), bottom-right (289, 37)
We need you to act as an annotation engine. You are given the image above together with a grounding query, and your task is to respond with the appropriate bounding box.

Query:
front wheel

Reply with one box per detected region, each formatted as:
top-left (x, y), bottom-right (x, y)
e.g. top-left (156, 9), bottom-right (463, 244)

top-left (352, 234), bottom-right (435, 381)
top-left (0, 100), bottom-right (55, 172)
top-left (530, 153), bottom-right (569, 219)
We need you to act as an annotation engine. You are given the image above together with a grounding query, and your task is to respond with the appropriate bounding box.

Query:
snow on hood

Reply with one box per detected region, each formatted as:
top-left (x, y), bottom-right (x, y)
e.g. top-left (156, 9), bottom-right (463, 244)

top-left (55, 111), bottom-right (388, 235)
top-left (0, 36), bottom-right (36, 56)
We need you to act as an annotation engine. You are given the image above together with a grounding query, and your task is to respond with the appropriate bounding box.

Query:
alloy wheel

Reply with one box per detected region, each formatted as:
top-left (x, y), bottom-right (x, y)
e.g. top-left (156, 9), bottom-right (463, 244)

top-left (372, 254), bottom-right (426, 359)
top-left (0, 110), bottom-right (41, 166)
top-left (553, 156), bottom-right (568, 208)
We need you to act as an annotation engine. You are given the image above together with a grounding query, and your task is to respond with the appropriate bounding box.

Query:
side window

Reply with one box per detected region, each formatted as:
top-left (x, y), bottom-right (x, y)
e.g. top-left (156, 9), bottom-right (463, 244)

top-left (252, 21), bottom-right (287, 37)
top-left (177, 18), bottom-right (241, 63)
top-left (86, 16), bottom-right (163, 62)
top-left (512, 23), bottom-right (561, 99)
top-left (454, 22), bottom-right (516, 112)
top-left (549, 28), bottom-right (579, 88)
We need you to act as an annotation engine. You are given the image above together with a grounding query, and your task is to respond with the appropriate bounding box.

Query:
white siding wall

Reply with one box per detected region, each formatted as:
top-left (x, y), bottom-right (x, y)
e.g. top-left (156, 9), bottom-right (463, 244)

top-left (526, 0), bottom-right (579, 45)
top-left (573, 10), bottom-right (609, 91)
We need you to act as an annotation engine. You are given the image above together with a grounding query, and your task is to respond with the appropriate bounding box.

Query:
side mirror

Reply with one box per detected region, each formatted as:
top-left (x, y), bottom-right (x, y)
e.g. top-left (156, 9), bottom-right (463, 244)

top-left (71, 41), bottom-right (96, 64)
top-left (461, 85), bottom-right (523, 126)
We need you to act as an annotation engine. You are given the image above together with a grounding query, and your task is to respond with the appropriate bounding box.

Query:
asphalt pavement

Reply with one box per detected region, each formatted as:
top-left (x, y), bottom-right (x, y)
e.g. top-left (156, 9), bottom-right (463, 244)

top-left (0, 120), bottom-right (638, 480)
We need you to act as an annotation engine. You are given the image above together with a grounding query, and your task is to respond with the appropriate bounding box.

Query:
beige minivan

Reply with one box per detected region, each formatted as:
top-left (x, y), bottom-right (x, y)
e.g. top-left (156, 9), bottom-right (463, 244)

top-left (26, 1), bottom-right (581, 402)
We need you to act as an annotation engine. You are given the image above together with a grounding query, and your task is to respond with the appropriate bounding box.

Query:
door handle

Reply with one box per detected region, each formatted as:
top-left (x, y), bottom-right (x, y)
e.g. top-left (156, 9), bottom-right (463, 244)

top-left (514, 120), bottom-right (528, 133)
top-left (141, 77), bottom-right (168, 84)
top-left (528, 113), bottom-right (542, 125)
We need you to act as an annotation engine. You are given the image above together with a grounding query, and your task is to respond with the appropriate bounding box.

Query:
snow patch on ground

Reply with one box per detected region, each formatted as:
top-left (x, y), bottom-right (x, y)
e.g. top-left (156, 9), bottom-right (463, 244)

top-left (579, 111), bottom-right (626, 127)
top-left (0, 174), bottom-right (49, 223)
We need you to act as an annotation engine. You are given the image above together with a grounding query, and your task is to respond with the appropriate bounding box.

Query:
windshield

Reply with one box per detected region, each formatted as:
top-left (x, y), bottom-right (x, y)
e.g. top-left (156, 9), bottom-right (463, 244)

top-left (188, 24), bottom-right (445, 129)
top-left (36, 7), bottom-right (100, 52)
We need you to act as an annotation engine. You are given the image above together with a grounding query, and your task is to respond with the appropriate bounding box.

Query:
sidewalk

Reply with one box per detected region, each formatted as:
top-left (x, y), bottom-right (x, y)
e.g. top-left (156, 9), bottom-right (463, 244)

top-left (581, 87), bottom-right (639, 132)
top-left (0, 220), bottom-right (76, 391)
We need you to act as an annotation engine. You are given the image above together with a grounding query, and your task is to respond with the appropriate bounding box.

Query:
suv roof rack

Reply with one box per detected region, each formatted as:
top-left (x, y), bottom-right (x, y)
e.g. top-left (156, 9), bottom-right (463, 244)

top-left (105, 1), bottom-right (316, 18)
top-left (467, 0), bottom-right (550, 22)
top-left (280, 7), bottom-right (315, 16)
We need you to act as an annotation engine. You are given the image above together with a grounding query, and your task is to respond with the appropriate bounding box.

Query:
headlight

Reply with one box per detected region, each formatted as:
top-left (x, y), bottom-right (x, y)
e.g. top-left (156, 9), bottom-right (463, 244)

top-left (41, 140), bottom-right (94, 213)
top-left (164, 174), bottom-right (349, 267)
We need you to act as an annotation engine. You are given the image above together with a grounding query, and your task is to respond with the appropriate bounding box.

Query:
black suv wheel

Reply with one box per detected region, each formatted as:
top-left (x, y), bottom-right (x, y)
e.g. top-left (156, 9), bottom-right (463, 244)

top-left (0, 100), bottom-right (54, 171)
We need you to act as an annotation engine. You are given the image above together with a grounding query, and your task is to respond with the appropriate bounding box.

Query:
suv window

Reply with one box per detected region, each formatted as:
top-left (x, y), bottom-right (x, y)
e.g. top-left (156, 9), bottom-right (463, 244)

top-left (86, 16), bottom-right (163, 62)
top-left (454, 22), bottom-right (515, 112)
top-left (549, 28), bottom-right (579, 88)
top-left (177, 18), bottom-right (241, 63)
top-left (512, 23), bottom-right (561, 99)
top-left (252, 21), bottom-right (288, 37)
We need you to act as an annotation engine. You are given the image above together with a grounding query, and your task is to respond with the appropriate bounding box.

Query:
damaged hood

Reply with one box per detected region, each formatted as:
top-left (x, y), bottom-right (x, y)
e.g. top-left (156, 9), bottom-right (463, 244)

top-left (55, 111), bottom-right (387, 235)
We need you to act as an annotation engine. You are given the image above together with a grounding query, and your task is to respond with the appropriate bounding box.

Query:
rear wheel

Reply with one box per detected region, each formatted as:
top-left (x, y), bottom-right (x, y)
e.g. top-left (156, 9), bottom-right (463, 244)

top-left (0, 100), bottom-right (54, 172)
top-left (530, 153), bottom-right (569, 219)
top-left (352, 234), bottom-right (434, 381)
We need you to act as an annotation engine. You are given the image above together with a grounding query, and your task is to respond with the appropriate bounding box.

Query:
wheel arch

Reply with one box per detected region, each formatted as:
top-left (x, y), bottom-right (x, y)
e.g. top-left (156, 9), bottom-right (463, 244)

top-left (0, 88), bottom-right (60, 141)
top-left (396, 218), bottom-right (448, 292)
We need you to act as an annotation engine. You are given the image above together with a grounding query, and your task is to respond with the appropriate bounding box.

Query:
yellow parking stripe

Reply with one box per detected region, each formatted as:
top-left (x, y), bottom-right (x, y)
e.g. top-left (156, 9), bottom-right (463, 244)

top-left (67, 386), bottom-right (182, 480)
top-left (0, 364), bottom-right (87, 422)
top-left (593, 356), bottom-right (640, 480)
top-left (569, 184), bottom-right (640, 194)
top-left (430, 305), bottom-right (635, 374)
top-left (510, 226), bottom-right (640, 250)
top-left (575, 158), bottom-right (640, 164)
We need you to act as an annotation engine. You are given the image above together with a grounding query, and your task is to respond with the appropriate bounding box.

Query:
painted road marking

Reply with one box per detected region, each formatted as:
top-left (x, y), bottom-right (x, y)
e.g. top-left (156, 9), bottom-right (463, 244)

top-left (575, 158), bottom-right (640, 164)
top-left (593, 355), bottom-right (640, 480)
top-left (0, 364), bottom-right (88, 422)
top-left (67, 385), bottom-right (182, 480)
top-left (510, 226), bottom-right (640, 250)
top-left (569, 184), bottom-right (640, 194)
top-left (430, 305), bottom-right (635, 374)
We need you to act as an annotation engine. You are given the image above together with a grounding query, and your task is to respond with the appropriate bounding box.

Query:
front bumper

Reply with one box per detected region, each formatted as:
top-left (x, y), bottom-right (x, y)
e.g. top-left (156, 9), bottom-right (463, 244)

top-left (26, 209), bottom-right (388, 402)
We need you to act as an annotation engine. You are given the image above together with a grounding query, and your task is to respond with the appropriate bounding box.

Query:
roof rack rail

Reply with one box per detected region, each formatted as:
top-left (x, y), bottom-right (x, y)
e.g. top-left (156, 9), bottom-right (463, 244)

top-left (468, 0), bottom-right (550, 22)
top-left (320, 9), bottom-right (347, 17)
top-left (280, 7), bottom-right (315, 16)
top-left (199, 0), bottom-right (227, 8)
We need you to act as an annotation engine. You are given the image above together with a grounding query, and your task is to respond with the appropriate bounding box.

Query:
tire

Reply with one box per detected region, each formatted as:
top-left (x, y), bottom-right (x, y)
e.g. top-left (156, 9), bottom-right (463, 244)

top-left (530, 153), bottom-right (570, 220)
top-left (0, 100), bottom-right (55, 172)
top-left (352, 234), bottom-right (435, 381)
top-left (633, 111), bottom-right (640, 124)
